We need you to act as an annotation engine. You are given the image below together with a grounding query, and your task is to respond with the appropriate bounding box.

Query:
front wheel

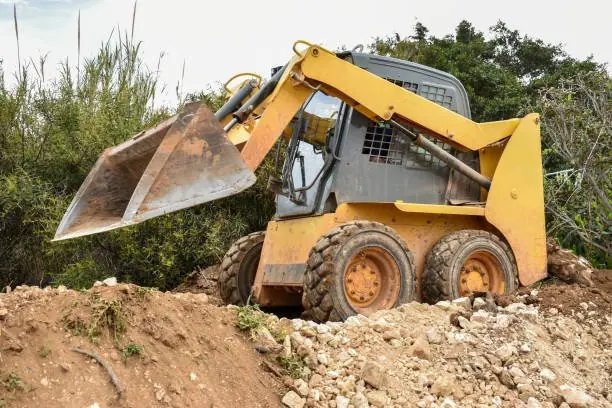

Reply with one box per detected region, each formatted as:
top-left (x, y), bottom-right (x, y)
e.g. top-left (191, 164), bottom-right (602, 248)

top-left (302, 221), bottom-right (415, 322)
top-left (218, 231), bottom-right (265, 305)
top-left (422, 229), bottom-right (518, 303)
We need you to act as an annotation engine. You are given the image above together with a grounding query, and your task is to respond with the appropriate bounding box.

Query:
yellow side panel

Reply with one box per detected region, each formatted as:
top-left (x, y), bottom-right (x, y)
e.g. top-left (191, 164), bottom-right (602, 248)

top-left (485, 114), bottom-right (547, 285)
top-left (394, 202), bottom-right (485, 216)
top-left (479, 144), bottom-right (506, 201)
top-left (299, 47), bottom-right (520, 150)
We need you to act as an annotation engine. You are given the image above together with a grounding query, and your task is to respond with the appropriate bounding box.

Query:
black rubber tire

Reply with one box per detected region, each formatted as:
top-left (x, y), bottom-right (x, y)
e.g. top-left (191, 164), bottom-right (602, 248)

top-left (218, 231), bottom-right (265, 305)
top-left (302, 221), bottom-right (415, 322)
top-left (422, 229), bottom-right (518, 303)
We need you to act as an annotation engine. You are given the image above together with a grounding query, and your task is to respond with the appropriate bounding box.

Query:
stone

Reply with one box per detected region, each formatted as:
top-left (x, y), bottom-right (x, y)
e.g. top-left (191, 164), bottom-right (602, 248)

top-left (102, 277), bottom-right (117, 286)
top-left (351, 392), bottom-right (369, 408)
top-left (539, 368), bottom-right (556, 383)
top-left (497, 369), bottom-right (515, 388)
top-left (495, 314), bottom-right (514, 328)
top-left (452, 297), bottom-right (472, 310)
top-left (294, 379), bottom-right (309, 397)
top-left (505, 303), bottom-right (527, 313)
top-left (508, 366), bottom-right (525, 379)
top-left (0, 308), bottom-right (8, 320)
top-left (440, 398), bottom-right (458, 408)
top-left (57, 285), bottom-right (67, 292)
top-left (435, 300), bottom-right (452, 310)
top-left (495, 344), bottom-right (517, 362)
top-left (300, 326), bottom-right (317, 337)
top-left (471, 310), bottom-right (489, 323)
top-left (579, 302), bottom-right (588, 311)
top-left (88, 404), bottom-right (101, 408)
top-left (335, 395), bottom-right (350, 408)
top-left (473, 297), bottom-right (487, 310)
top-left (527, 397), bottom-right (541, 408)
top-left (40, 377), bottom-right (49, 387)
top-left (520, 343), bottom-right (531, 354)
top-left (317, 353), bottom-right (329, 365)
top-left (426, 327), bottom-right (443, 344)
top-left (360, 361), bottom-right (387, 389)
top-left (431, 374), bottom-right (457, 397)
top-left (337, 350), bottom-right (351, 362)
top-left (282, 390), bottom-right (305, 408)
top-left (559, 384), bottom-right (592, 407)
top-left (457, 315), bottom-right (472, 329)
top-left (410, 335), bottom-right (431, 360)
top-left (382, 330), bottom-right (401, 341)
top-left (93, 281), bottom-right (103, 287)
top-left (309, 373), bottom-right (323, 388)
top-left (366, 390), bottom-right (389, 408)
top-left (283, 335), bottom-right (292, 358)
top-left (189, 372), bottom-right (197, 381)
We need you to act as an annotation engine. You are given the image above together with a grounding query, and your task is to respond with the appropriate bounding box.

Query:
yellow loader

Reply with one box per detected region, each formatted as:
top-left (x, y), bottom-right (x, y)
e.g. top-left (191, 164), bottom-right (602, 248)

top-left (54, 41), bottom-right (547, 321)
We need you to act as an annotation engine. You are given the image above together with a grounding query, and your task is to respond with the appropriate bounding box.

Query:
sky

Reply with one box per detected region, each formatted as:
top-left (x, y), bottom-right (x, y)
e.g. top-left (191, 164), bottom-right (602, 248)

top-left (1, 0), bottom-right (610, 107)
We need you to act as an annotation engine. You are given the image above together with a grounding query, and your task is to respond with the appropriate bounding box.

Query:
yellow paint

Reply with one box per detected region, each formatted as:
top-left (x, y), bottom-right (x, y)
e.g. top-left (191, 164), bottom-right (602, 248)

top-left (485, 114), bottom-right (547, 285)
top-left (298, 46), bottom-right (520, 151)
top-left (479, 143), bottom-right (506, 201)
top-left (394, 202), bottom-right (485, 216)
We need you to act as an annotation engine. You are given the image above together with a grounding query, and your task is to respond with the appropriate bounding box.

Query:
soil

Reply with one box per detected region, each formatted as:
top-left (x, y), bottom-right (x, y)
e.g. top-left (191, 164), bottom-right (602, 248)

top-left (0, 284), bottom-right (282, 408)
top-left (536, 269), bottom-right (612, 317)
top-left (1, 268), bottom-right (610, 408)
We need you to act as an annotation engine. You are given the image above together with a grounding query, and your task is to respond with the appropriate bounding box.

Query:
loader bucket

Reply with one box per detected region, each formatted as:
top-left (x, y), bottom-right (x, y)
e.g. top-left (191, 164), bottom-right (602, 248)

top-left (54, 102), bottom-right (256, 241)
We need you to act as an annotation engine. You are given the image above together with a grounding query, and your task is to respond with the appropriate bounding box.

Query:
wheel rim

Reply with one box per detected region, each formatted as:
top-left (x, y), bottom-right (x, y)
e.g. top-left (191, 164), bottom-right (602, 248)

top-left (458, 250), bottom-right (506, 296)
top-left (343, 246), bottom-right (401, 314)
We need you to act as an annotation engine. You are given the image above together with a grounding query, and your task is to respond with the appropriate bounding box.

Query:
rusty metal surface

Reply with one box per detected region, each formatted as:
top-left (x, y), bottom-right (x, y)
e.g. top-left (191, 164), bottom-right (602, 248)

top-left (54, 102), bottom-right (255, 240)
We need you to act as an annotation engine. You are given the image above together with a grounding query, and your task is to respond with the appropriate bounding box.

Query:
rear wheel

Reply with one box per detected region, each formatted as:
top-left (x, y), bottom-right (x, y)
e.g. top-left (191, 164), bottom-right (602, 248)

top-left (422, 230), bottom-right (518, 303)
top-left (302, 221), bottom-right (415, 322)
top-left (218, 231), bottom-right (265, 305)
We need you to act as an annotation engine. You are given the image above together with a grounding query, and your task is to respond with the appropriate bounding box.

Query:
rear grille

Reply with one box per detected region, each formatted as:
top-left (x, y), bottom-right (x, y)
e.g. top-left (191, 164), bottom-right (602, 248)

top-left (361, 77), bottom-right (454, 169)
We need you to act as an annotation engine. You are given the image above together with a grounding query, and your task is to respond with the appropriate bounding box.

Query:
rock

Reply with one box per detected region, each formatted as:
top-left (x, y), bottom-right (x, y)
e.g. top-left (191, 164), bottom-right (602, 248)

top-left (40, 377), bottom-right (49, 387)
top-left (93, 281), bottom-right (103, 287)
top-left (440, 398), bottom-right (458, 408)
top-left (435, 300), bottom-right (452, 310)
top-left (282, 390), bottom-right (305, 408)
top-left (189, 372), bottom-right (197, 381)
top-left (505, 303), bottom-right (527, 313)
top-left (457, 315), bottom-right (472, 329)
top-left (497, 369), bottom-right (515, 388)
top-left (335, 395), bottom-right (350, 408)
top-left (520, 343), bottom-right (531, 354)
top-left (316, 324), bottom-right (330, 334)
top-left (452, 297), bottom-right (472, 310)
top-left (317, 353), bottom-right (328, 365)
top-left (360, 361), bottom-right (387, 389)
top-left (308, 373), bottom-right (323, 388)
top-left (0, 308), bottom-right (8, 320)
top-left (294, 379), bottom-right (309, 397)
top-left (102, 277), bottom-right (117, 286)
top-left (351, 392), bottom-right (369, 408)
top-left (382, 330), bottom-right (401, 341)
top-left (426, 327), bottom-right (443, 344)
top-left (366, 390), bottom-right (389, 407)
top-left (472, 297), bottom-right (487, 310)
top-left (508, 366), bottom-right (526, 379)
top-left (540, 368), bottom-right (556, 383)
top-left (59, 362), bottom-right (71, 372)
top-left (87, 404), bottom-right (101, 408)
top-left (431, 374), bottom-right (457, 397)
top-left (495, 314), bottom-right (514, 328)
top-left (559, 384), bottom-right (592, 407)
top-left (471, 310), bottom-right (489, 323)
top-left (57, 285), bottom-right (67, 292)
top-left (527, 397), bottom-right (541, 408)
top-left (409, 334), bottom-right (431, 360)
top-left (301, 326), bottom-right (317, 337)
top-left (495, 344), bottom-right (517, 362)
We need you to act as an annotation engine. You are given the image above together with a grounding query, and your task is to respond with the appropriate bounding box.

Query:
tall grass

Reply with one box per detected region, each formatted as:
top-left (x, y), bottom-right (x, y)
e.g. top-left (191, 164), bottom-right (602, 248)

top-left (0, 9), bottom-right (276, 290)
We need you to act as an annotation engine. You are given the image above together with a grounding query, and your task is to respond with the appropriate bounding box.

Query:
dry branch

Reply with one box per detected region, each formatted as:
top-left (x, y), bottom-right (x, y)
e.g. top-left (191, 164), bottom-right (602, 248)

top-left (72, 348), bottom-right (124, 398)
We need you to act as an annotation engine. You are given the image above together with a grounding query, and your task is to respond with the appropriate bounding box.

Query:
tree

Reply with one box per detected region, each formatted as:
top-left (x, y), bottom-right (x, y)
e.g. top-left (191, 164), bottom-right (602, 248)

top-left (537, 72), bottom-right (611, 265)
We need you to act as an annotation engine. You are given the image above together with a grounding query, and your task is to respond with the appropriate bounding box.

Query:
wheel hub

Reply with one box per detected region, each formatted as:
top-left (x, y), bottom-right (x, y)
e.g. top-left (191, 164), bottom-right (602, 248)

top-left (459, 251), bottom-right (505, 296)
top-left (345, 255), bottom-right (381, 305)
top-left (343, 246), bottom-right (401, 313)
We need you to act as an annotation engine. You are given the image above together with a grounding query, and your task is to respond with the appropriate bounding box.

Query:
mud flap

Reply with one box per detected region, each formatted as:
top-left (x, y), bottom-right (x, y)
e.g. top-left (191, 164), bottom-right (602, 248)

top-left (54, 102), bottom-right (256, 241)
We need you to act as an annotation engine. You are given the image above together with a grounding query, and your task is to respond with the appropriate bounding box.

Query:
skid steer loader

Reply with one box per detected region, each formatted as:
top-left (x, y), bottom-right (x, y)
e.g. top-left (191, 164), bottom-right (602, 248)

top-left (54, 41), bottom-right (547, 321)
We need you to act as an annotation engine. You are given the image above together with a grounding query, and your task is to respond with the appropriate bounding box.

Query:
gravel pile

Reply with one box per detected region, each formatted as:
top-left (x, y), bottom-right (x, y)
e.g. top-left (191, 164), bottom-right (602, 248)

top-left (253, 292), bottom-right (611, 408)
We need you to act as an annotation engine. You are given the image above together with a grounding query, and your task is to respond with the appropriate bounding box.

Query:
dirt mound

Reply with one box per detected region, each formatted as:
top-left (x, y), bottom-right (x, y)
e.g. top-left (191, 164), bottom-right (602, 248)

top-left (173, 266), bottom-right (222, 305)
top-left (0, 284), bottom-right (282, 408)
